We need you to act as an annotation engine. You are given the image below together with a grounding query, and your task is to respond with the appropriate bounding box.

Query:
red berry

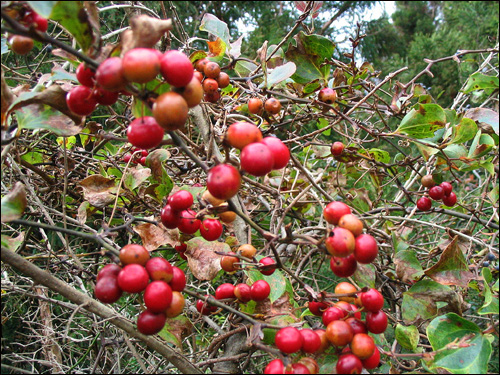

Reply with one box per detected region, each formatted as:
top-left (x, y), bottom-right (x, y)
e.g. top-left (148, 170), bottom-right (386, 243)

top-left (260, 136), bottom-right (290, 170)
top-left (250, 280), bottom-right (270, 301)
top-left (127, 116), bottom-right (164, 149)
top-left (365, 310), bottom-right (388, 334)
top-left (152, 91), bottom-right (189, 131)
top-left (287, 363), bottom-right (311, 374)
top-left (122, 48), bottom-right (161, 83)
top-left (119, 243), bottom-right (150, 266)
top-left (440, 181), bottom-right (453, 196)
top-left (322, 306), bottom-right (344, 326)
top-left (345, 317), bottom-right (367, 335)
top-left (76, 63), bottom-right (96, 87)
top-left (169, 190), bottom-right (194, 211)
top-left (300, 329), bottom-right (321, 353)
top-left (145, 257), bottom-right (173, 282)
top-left (225, 122), bottom-right (263, 150)
top-left (264, 97), bottom-right (281, 114)
top-left (362, 346), bottom-right (381, 369)
top-left (360, 288), bottom-right (384, 312)
top-left (259, 257), bottom-right (277, 276)
top-left (248, 98), bottom-right (263, 114)
top-left (177, 209), bottom-right (201, 234)
top-left (117, 264), bottom-right (149, 293)
top-left (196, 297), bottom-right (217, 315)
top-left (95, 57), bottom-right (127, 92)
top-left (169, 266), bottom-right (186, 292)
top-left (137, 310), bottom-right (166, 335)
top-left (318, 87), bottom-right (337, 104)
top-left (442, 192), bottom-right (457, 207)
top-left (330, 254), bottom-right (358, 277)
top-left (331, 141), bottom-right (345, 156)
top-left (234, 283), bottom-right (252, 303)
top-left (429, 186), bottom-right (445, 200)
top-left (275, 327), bottom-right (303, 354)
top-left (207, 164), bottom-right (241, 200)
top-left (204, 61), bottom-right (221, 79)
top-left (417, 196), bottom-right (432, 211)
top-left (144, 280), bottom-right (173, 313)
top-left (325, 227), bottom-right (356, 257)
top-left (66, 86), bottom-right (97, 116)
top-left (264, 359), bottom-right (285, 374)
top-left (96, 263), bottom-right (122, 281)
top-left (324, 201), bottom-right (351, 225)
top-left (308, 301), bottom-right (328, 316)
top-left (200, 218), bottom-right (223, 241)
top-left (325, 320), bottom-right (354, 347)
top-left (93, 87), bottom-right (119, 105)
top-left (350, 333), bottom-right (375, 360)
top-left (215, 283), bottom-right (236, 300)
top-left (160, 50), bottom-right (194, 87)
top-left (202, 78), bottom-right (219, 93)
top-left (160, 204), bottom-right (182, 229)
top-left (94, 276), bottom-right (122, 304)
top-left (354, 234), bottom-right (378, 264)
top-left (336, 354), bottom-right (363, 374)
top-left (240, 142), bottom-right (274, 176)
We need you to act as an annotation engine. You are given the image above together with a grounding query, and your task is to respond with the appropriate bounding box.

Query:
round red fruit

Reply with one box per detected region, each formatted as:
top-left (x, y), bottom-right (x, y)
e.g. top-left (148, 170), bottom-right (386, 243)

top-left (330, 254), bottom-right (358, 278)
top-left (122, 48), bottom-right (161, 83)
top-left (275, 327), bottom-right (303, 354)
top-left (152, 91), bottom-right (189, 131)
top-left (215, 283), bottom-right (236, 300)
top-left (360, 288), bottom-right (384, 312)
top-left (117, 264), bottom-right (149, 293)
top-left (97, 263), bottom-right (122, 281)
top-left (250, 279), bottom-right (270, 301)
top-left (264, 97), bottom-right (282, 114)
top-left (336, 354), bottom-right (363, 374)
top-left (325, 320), bottom-right (354, 347)
top-left (127, 116), bottom-right (164, 149)
top-left (200, 218), bottom-right (223, 241)
top-left (160, 50), bottom-right (194, 87)
top-left (354, 234), bottom-right (378, 264)
top-left (442, 191), bottom-right (457, 207)
top-left (362, 346), bottom-right (381, 369)
top-left (240, 142), bottom-right (274, 176)
top-left (137, 310), bottom-right (166, 335)
top-left (259, 257), bottom-right (277, 276)
top-left (92, 87), bottom-right (119, 105)
top-left (322, 306), bottom-right (344, 326)
top-left (429, 186), bottom-right (445, 201)
top-left (207, 164), bottom-right (241, 200)
top-left (196, 297), bottom-right (217, 315)
top-left (66, 86), bottom-right (97, 116)
top-left (325, 227), bottom-right (356, 257)
top-left (318, 87), bottom-right (337, 104)
top-left (145, 257), bottom-right (173, 282)
top-left (169, 266), bottom-right (186, 292)
top-left (350, 333), bottom-right (375, 360)
top-left (95, 57), bottom-right (127, 92)
top-left (234, 283), bottom-right (252, 303)
top-left (160, 204), bottom-right (182, 229)
top-left (264, 359), bottom-right (285, 374)
top-left (225, 122), bottom-right (263, 150)
top-left (144, 280), bottom-right (173, 313)
top-left (248, 98), bottom-right (263, 114)
top-left (417, 196), bottom-right (432, 211)
top-left (308, 301), bottom-right (328, 316)
top-left (169, 190), bottom-right (194, 211)
top-left (94, 276), bottom-right (122, 303)
top-left (177, 209), bottom-right (201, 234)
top-left (119, 244), bottom-right (150, 266)
top-left (324, 201), bottom-right (351, 225)
top-left (300, 329), bottom-right (321, 353)
top-left (260, 136), bottom-right (290, 170)
top-left (76, 63), bottom-right (96, 87)
top-left (204, 61), bottom-right (221, 79)
top-left (440, 181), bottom-right (453, 196)
top-left (365, 310), bottom-right (388, 334)
top-left (331, 141), bottom-right (345, 156)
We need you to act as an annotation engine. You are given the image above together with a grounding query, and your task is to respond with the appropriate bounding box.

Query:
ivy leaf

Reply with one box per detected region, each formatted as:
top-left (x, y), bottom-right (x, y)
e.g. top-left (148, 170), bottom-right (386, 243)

top-left (425, 313), bottom-right (492, 374)
top-left (396, 103), bottom-right (446, 139)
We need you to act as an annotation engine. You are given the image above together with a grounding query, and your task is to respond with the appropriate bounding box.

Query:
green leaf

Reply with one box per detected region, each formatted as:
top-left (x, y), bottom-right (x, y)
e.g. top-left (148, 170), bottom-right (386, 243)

top-left (316, 118), bottom-right (330, 136)
top-left (1, 182), bottom-right (27, 223)
top-left (15, 105), bottom-right (82, 136)
top-left (199, 13), bottom-right (231, 46)
top-left (352, 263), bottom-right (376, 288)
top-left (50, 1), bottom-right (97, 53)
top-left (263, 62), bottom-right (296, 88)
top-left (395, 324), bottom-right (419, 352)
top-left (234, 60), bottom-right (258, 78)
top-left (425, 313), bottom-right (492, 374)
top-left (247, 257), bottom-right (288, 303)
top-left (401, 280), bottom-right (453, 324)
top-left (394, 250), bottom-right (425, 282)
top-left (462, 72), bottom-right (499, 95)
top-left (359, 148), bottom-right (391, 164)
top-left (478, 267), bottom-right (499, 315)
top-left (467, 132), bottom-right (496, 159)
top-left (1, 233), bottom-right (25, 252)
top-left (396, 103), bottom-right (446, 139)
top-left (123, 167), bottom-right (151, 191)
top-left (450, 117), bottom-right (477, 144)
top-left (285, 32), bottom-right (335, 85)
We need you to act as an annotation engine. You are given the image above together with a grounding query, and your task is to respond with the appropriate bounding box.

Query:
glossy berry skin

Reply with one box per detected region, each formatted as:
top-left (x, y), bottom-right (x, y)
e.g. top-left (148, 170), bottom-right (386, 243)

top-left (354, 234), bottom-right (378, 264)
top-left (215, 283), bottom-right (236, 300)
top-left (122, 48), bottom-right (160, 83)
top-left (325, 227), bottom-right (356, 258)
top-left (300, 329), bottom-right (322, 353)
top-left (260, 137), bottom-right (290, 170)
top-left (318, 87), bottom-right (337, 104)
top-left (421, 174), bottom-right (436, 188)
top-left (360, 288), bottom-right (384, 312)
top-left (336, 354), bottom-right (363, 374)
top-left (325, 320), bottom-right (354, 347)
top-left (298, 357), bottom-right (319, 374)
top-left (200, 218), bottom-right (223, 241)
top-left (338, 214), bottom-right (364, 237)
top-left (350, 333), bottom-right (375, 360)
top-left (160, 50), bottom-right (194, 87)
top-left (238, 244), bottom-right (257, 259)
top-left (152, 91), bottom-right (189, 131)
top-left (440, 181), bottom-right (453, 196)
top-left (117, 264), bottom-right (149, 293)
top-left (366, 310), bottom-right (388, 334)
top-left (119, 244), bottom-right (150, 266)
top-left (259, 257), bottom-right (277, 276)
top-left (127, 116), bottom-right (164, 149)
top-left (178, 76), bottom-right (204, 107)
top-left (429, 186), bottom-right (445, 200)
top-left (9, 35), bottom-right (34, 55)
top-left (66, 86), bottom-right (97, 116)
top-left (286, 363), bottom-right (311, 374)
top-left (417, 196), bottom-right (432, 211)
top-left (169, 190), bottom-right (194, 211)
top-left (95, 57), bottom-right (127, 92)
top-left (264, 97), bottom-right (282, 114)
top-left (234, 283), bottom-right (252, 303)
top-left (240, 142), bottom-right (274, 176)
top-left (32, 13), bottom-right (49, 32)
top-left (177, 209), bottom-right (201, 235)
top-left (324, 201), bottom-right (351, 225)
top-left (204, 91), bottom-right (221, 103)
top-left (275, 327), bottom-right (303, 354)
top-left (362, 346), bottom-right (381, 369)
top-left (335, 282), bottom-right (357, 303)
top-left (264, 359), bottom-right (285, 374)
top-left (169, 266), bottom-right (186, 292)
top-left (165, 291), bottom-right (185, 318)
top-left (225, 122), bottom-right (263, 150)
top-left (195, 58), bottom-right (209, 72)
top-left (204, 61), bottom-right (221, 79)
top-left (207, 164), bottom-right (241, 200)
top-left (76, 63), bottom-right (96, 87)
top-left (442, 192), bottom-right (457, 207)
top-left (145, 257), bottom-right (173, 282)
top-left (330, 254), bottom-right (358, 278)
top-left (203, 78), bottom-right (219, 93)
top-left (345, 317), bottom-right (367, 335)
top-left (250, 280), bottom-right (271, 301)
top-left (92, 87), bottom-right (119, 105)
top-left (97, 263), bottom-right (122, 281)
top-left (331, 141), bottom-right (345, 156)
top-left (216, 72), bottom-right (230, 88)
top-left (248, 98), bottom-right (263, 114)
top-left (160, 204), bottom-right (182, 229)
top-left (308, 301), bottom-right (328, 316)
top-left (220, 252), bottom-right (240, 273)
top-left (196, 298), bottom-right (217, 315)
top-left (322, 306), bottom-right (344, 326)
top-left (137, 310), bottom-right (166, 335)
top-left (94, 276), bottom-right (122, 303)
top-left (144, 281), bottom-right (173, 313)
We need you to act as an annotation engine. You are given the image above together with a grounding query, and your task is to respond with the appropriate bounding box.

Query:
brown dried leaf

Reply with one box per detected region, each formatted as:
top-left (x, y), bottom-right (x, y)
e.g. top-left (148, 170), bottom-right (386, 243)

top-left (133, 220), bottom-right (180, 252)
top-left (1, 69), bottom-right (15, 127)
top-left (79, 175), bottom-right (117, 208)
top-left (184, 238), bottom-right (229, 281)
top-left (1, 182), bottom-right (27, 223)
top-left (121, 15), bottom-right (173, 55)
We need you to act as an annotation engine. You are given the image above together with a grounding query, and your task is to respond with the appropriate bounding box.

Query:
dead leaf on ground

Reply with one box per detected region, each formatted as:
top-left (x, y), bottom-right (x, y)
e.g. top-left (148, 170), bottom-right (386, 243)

top-left (79, 175), bottom-right (117, 208)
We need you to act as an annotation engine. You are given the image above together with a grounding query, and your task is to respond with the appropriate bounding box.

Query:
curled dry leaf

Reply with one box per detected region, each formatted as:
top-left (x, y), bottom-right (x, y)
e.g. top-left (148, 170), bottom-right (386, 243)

top-left (120, 15), bottom-right (173, 55)
top-left (79, 175), bottom-right (117, 208)
top-left (134, 221), bottom-right (180, 252)
top-left (184, 238), bottom-right (229, 281)
top-left (1, 182), bottom-right (27, 223)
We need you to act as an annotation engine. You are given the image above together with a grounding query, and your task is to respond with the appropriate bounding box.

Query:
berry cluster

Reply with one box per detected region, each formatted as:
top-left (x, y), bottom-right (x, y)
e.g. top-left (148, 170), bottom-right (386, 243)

top-left (247, 96), bottom-right (282, 115)
top-left (196, 279), bottom-right (271, 315)
top-left (7, 6), bottom-right (48, 55)
top-left (94, 244), bottom-right (186, 335)
top-left (323, 201), bottom-right (379, 278)
top-left (161, 190), bottom-right (224, 242)
top-left (193, 58), bottom-right (230, 103)
top-left (122, 148), bottom-right (149, 166)
top-left (219, 244), bottom-right (277, 276)
top-left (264, 358), bottom-right (319, 374)
top-left (417, 175), bottom-right (457, 211)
